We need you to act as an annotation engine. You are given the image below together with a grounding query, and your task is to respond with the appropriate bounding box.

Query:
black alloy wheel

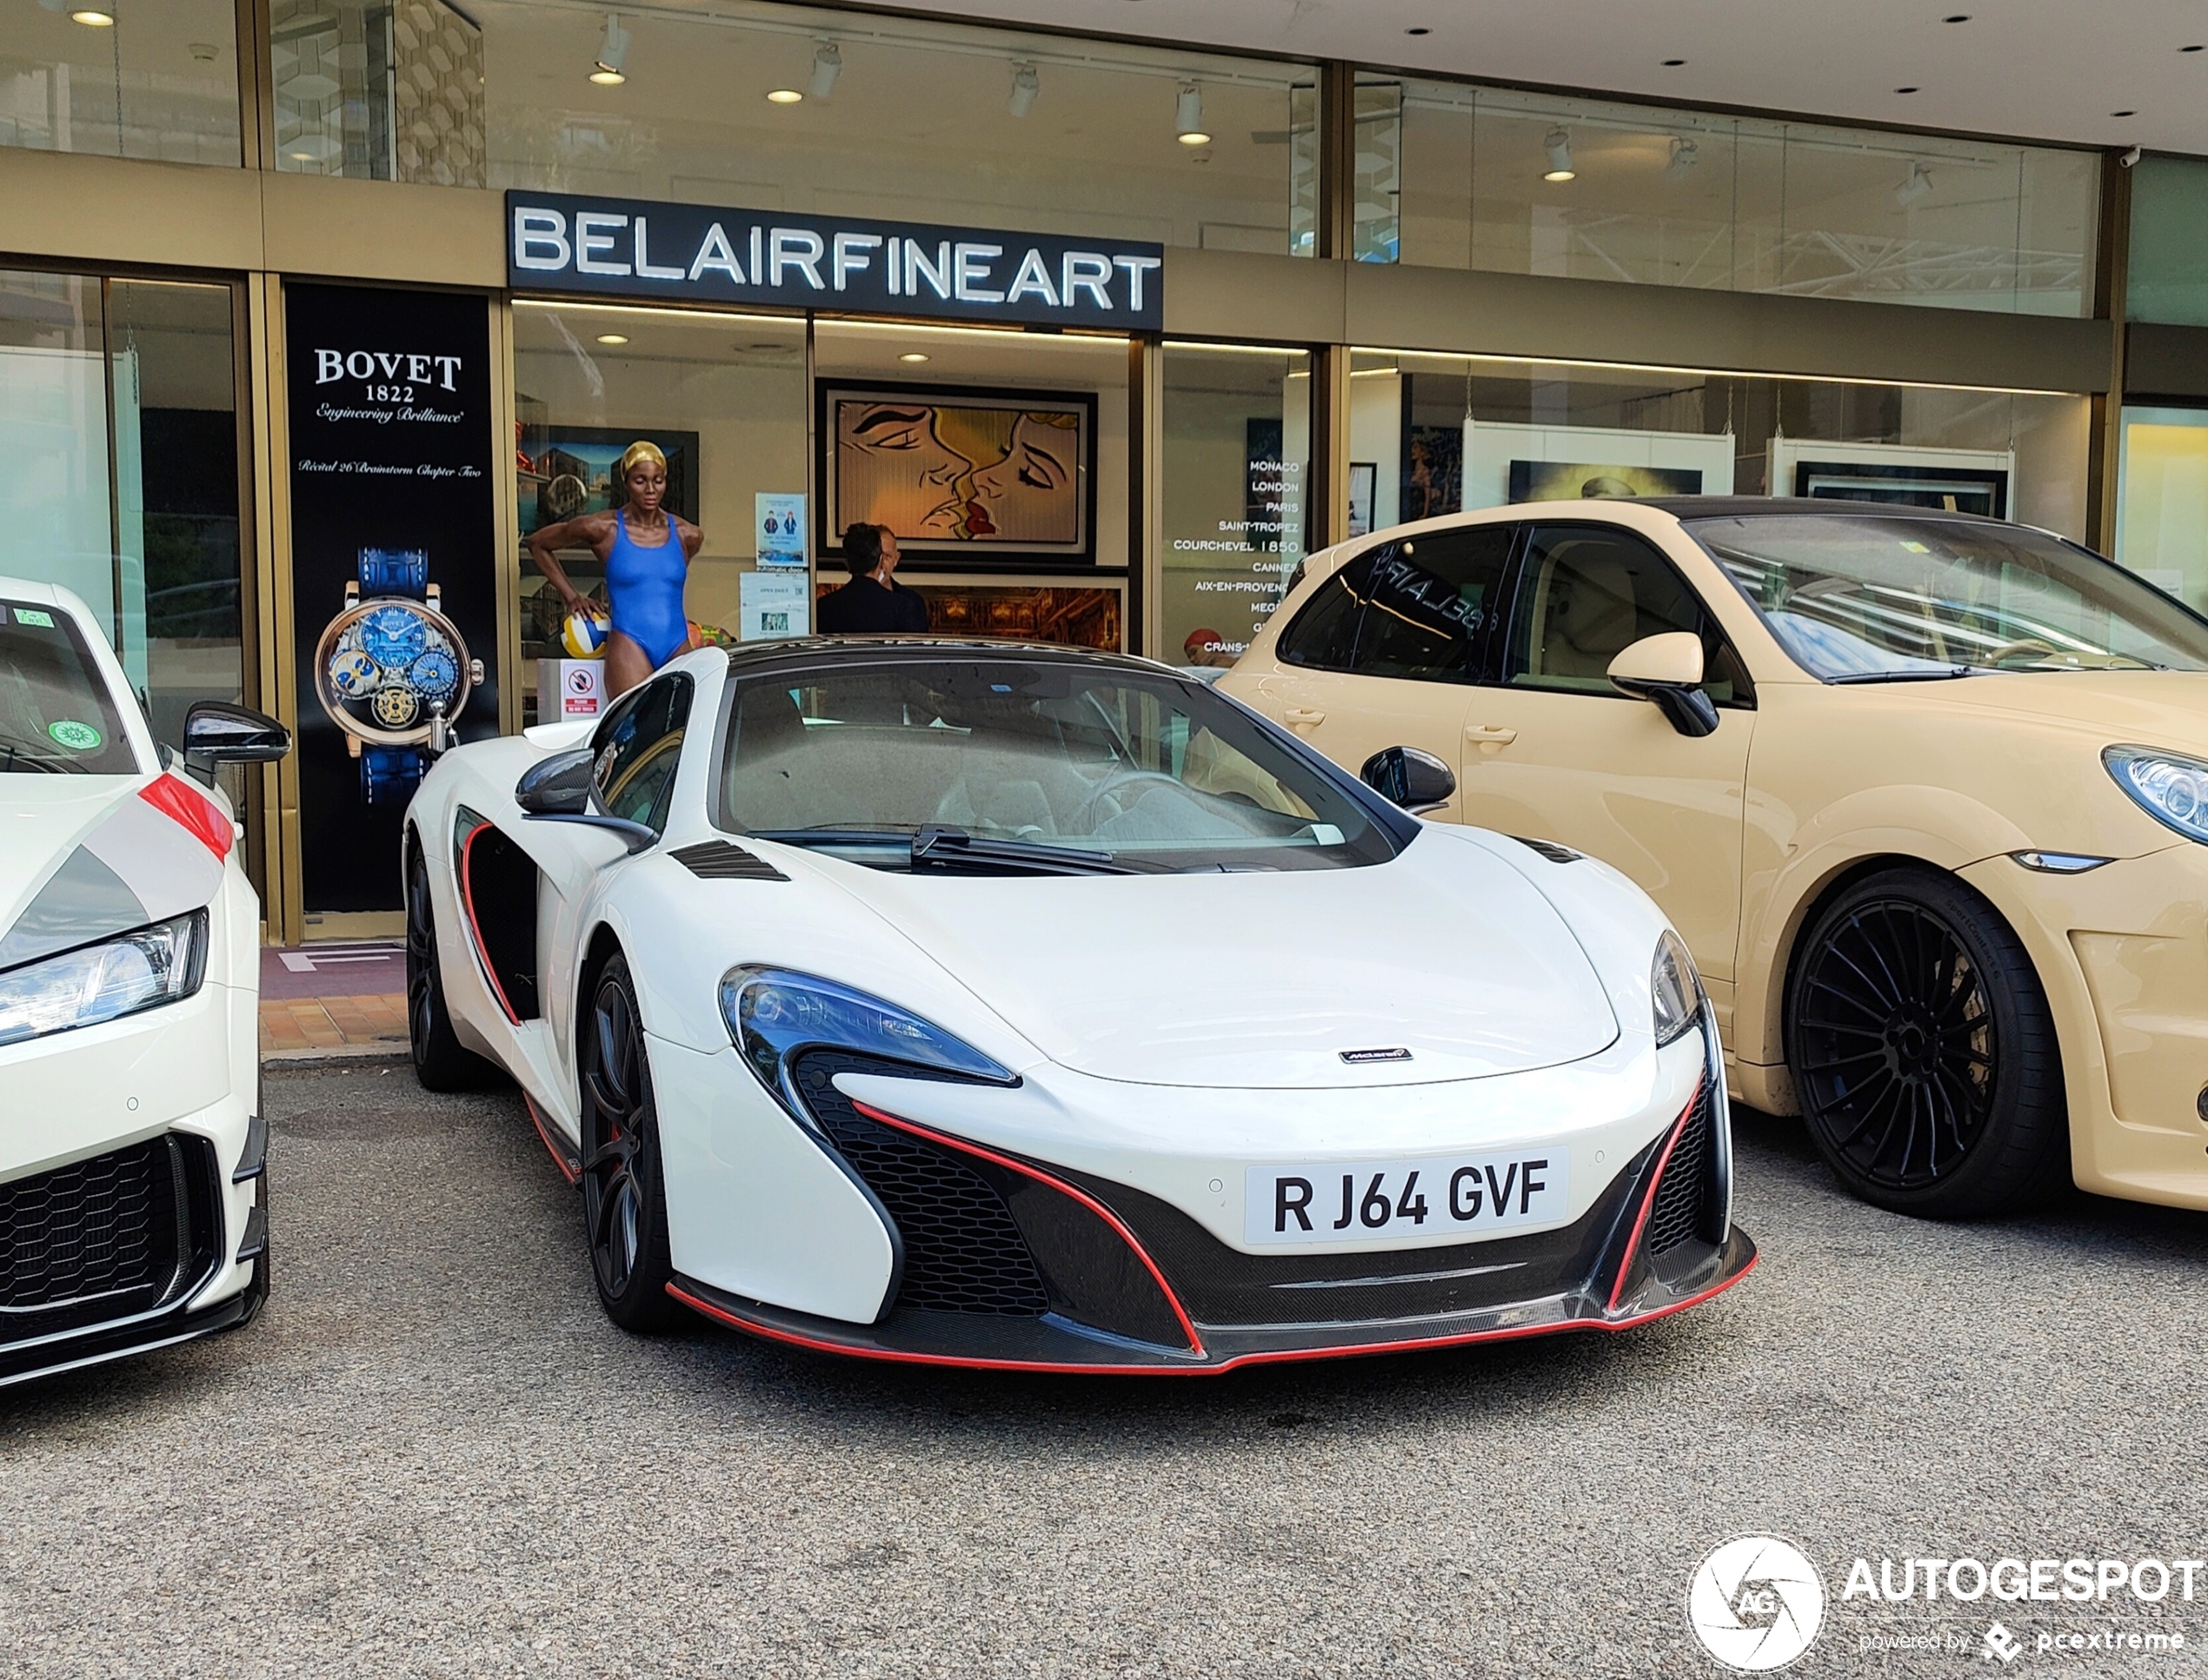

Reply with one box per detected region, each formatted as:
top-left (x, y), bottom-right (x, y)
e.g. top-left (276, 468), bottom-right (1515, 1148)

top-left (580, 953), bottom-right (681, 1331)
top-left (1786, 867), bottom-right (2066, 1218)
top-left (405, 840), bottom-right (498, 1092)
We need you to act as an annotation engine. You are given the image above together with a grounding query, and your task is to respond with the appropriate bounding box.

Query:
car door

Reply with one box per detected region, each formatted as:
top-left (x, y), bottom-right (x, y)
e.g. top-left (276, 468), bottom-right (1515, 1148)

top-left (540, 671), bottom-right (695, 1106)
top-left (1246, 525), bottom-right (1516, 820)
top-left (1453, 522), bottom-right (1757, 1024)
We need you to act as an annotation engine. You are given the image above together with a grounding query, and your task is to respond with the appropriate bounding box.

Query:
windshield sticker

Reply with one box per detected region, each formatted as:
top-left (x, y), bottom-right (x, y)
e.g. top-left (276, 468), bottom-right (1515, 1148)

top-left (48, 720), bottom-right (103, 753)
top-left (1899, 541), bottom-right (1930, 554)
top-left (15, 607), bottom-right (55, 628)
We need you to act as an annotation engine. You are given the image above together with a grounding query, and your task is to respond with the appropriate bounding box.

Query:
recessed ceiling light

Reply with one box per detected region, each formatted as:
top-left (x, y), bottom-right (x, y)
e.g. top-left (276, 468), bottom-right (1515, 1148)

top-left (1943, 13), bottom-right (1970, 21)
top-left (588, 67), bottom-right (625, 85)
top-left (1662, 58), bottom-right (1686, 67)
top-left (1894, 86), bottom-right (1920, 94)
top-left (595, 333), bottom-right (628, 345)
top-left (2185, 43), bottom-right (2206, 51)
top-left (2112, 109), bottom-right (2138, 116)
top-left (766, 88), bottom-right (803, 104)
top-left (1404, 26), bottom-right (1430, 36)
top-left (70, 9), bottom-right (116, 23)
top-left (899, 352), bottom-right (930, 362)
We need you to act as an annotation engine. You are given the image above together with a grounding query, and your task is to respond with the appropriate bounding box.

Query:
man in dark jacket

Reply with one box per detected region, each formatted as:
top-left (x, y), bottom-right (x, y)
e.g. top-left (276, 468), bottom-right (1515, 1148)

top-left (816, 522), bottom-right (930, 634)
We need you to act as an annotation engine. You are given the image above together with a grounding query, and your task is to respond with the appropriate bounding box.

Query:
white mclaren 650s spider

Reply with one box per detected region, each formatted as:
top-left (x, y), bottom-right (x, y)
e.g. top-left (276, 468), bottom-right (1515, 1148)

top-left (403, 638), bottom-right (1754, 1371)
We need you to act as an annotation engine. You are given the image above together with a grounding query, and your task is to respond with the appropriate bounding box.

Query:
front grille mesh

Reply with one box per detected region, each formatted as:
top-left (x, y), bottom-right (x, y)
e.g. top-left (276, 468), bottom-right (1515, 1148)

top-left (2, 1139), bottom-right (176, 1313)
top-left (1645, 1082), bottom-right (1713, 1258)
top-left (795, 1052), bottom-right (1048, 1316)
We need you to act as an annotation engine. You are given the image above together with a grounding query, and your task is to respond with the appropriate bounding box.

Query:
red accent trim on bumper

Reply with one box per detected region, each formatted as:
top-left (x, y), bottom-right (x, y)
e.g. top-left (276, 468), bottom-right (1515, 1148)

top-left (524, 1093), bottom-right (581, 1185)
top-left (849, 1098), bottom-right (1203, 1357)
top-left (457, 821), bottom-right (520, 1025)
top-left (665, 1252), bottom-right (1758, 1377)
top-left (1607, 1074), bottom-right (1702, 1312)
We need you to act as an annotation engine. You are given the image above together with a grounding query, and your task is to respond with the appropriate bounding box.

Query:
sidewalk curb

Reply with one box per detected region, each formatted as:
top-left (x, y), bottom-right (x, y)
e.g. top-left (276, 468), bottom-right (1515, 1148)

top-left (263, 1043), bottom-right (412, 1068)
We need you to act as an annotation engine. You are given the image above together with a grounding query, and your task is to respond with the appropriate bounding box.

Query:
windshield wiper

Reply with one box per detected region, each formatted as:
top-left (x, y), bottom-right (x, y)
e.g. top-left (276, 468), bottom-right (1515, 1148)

top-left (748, 825), bottom-right (1138, 876)
top-left (1825, 666), bottom-right (1975, 684)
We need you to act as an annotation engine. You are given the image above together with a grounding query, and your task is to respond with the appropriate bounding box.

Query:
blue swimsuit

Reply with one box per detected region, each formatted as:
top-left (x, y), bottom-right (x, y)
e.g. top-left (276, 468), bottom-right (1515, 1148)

top-left (606, 511), bottom-right (689, 668)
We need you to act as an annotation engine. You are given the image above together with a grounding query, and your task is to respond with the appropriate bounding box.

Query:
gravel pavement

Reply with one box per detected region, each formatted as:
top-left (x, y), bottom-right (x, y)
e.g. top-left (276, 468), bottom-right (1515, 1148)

top-left (3, 1060), bottom-right (2205, 1678)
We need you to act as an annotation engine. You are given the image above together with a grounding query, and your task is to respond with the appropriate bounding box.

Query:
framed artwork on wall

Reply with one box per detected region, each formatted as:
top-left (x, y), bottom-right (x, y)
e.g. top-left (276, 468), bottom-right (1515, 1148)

top-left (817, 382), bottom-right (1097, 571)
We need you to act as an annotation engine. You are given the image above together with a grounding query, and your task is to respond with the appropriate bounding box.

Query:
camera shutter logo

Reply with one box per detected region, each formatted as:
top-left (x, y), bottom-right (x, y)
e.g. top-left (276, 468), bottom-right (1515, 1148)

top-left (1687, 1536), bottom-right (1826, 1671)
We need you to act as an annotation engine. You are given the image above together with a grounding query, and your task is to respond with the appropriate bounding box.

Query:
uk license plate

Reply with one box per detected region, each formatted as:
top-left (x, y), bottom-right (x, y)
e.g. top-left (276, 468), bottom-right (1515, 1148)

top-left (1243, 1152), bottom-right (1569, 1245)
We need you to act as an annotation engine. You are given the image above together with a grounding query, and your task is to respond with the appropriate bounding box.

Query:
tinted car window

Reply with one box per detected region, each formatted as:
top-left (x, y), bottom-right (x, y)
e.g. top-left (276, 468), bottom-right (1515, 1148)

top-left (0, 599), bottom-right (138, 774)
top-left (1506, 526), bottom-right (1749, 704)
top-left (1276, 526), bottom-right (1514, 682)
top-left (591, 674), bottom-right (693, 832)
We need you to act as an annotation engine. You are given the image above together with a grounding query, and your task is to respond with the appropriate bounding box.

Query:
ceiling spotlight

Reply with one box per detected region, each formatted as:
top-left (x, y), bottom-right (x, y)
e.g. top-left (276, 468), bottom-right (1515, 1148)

top-left (1176, 82), bottom-right (1210, 146)
top-left (70, 7), bottom-right (116, 23)
top-left (1666, 136), bottom-right (1699, 179)
top-left (589, 13), bottom-right (629, 84)
top-left (1542, 127), bottom-right (1574, 182)
top-left (1661, 57), bottom-right (1686, 67)
top-left (2112, 109), bottom-right (2138, 117)
top-left (595, 332), bottom-right (628, 345)
top-left (899, 352), bottom-right (931, 363)
top-left (1008, 61), bottom-right (1040, 117)
top-left (1405, 26), bottom-right (1430, 35)
top-left (765, 87), bottom-right (803, 104)
top-left (808, 41), bottom-right (841, 100)
top-left (2185, 43), bottom-right (2205, 52)
top-left (1894, 85), bottom-right (1920, 94)
top-left (1895, 161), bottom-right (1933, 206)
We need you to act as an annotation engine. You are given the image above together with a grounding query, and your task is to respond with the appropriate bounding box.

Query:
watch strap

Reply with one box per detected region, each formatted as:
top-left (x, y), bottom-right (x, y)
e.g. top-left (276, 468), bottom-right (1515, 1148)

top-left (360, 744), bottom-right (423, 806)
top-left (357, 548), bottom-right (429, 600)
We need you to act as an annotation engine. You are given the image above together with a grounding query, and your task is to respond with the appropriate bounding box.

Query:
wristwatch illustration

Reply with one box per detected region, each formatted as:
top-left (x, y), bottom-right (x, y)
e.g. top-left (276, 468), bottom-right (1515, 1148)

top-left (312, 548), bottom-right (484, 806)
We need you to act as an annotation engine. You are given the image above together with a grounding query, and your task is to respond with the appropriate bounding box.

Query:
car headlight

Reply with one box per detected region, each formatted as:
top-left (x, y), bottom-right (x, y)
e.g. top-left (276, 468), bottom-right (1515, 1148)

top-left (0, 911), bottom-right (208, 1049)
top-left (2105, 746), bottom-right (2208, 845)
top-left (1651, 928), bottom-right (1704, 1047)
top-left (718, 966), bottom-right (1014, 1119)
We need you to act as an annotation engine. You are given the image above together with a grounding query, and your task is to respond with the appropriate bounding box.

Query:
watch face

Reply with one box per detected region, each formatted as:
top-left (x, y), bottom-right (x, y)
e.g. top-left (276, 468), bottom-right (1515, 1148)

top-left (408, 648), bottom-right (460, 702)
top-left (314, 594), bottom-right (473, 747)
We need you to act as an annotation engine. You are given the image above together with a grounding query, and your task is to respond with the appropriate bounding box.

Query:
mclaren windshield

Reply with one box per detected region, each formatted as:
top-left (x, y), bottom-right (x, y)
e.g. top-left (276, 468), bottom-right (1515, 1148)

top-left (716, 654), bottom-right (1400, 874)
top-left (0, 598), bottom-right (138, 774)
top-left (1686, 513), bottom-right (2208, 682)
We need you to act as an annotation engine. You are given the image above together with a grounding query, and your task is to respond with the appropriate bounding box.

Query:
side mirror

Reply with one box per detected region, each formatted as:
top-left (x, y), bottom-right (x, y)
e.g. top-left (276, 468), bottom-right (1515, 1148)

top-left (1607, 633), bottom-right (1719, 739)
top-left (183, 701), bottom-right (290, 767)
top-left (515, 747), bottom-right (657, 853)
top-left (515, 747), bottom-right (594, 816)
top-left (1360, 744), bottom-right (1457, 816)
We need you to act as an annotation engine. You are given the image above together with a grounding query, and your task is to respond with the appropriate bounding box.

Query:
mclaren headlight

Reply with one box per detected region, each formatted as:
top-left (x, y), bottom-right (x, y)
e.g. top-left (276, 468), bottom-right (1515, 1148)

top-left (0, 911), bottom-right (208, 1049)
top-left (1651, 928), bottom-right (1704, 1048)
top-left (718, 966), bottom-right (1014, 1119)
top-left (2105, 746), bottom-right (2208, 846)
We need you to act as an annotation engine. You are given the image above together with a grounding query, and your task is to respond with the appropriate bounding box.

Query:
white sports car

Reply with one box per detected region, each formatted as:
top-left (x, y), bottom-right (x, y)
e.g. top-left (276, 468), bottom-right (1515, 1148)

top-left (404, 638), bottom-right (1754, 1371)
top-left (1, 578), bottom-right (288, 1386)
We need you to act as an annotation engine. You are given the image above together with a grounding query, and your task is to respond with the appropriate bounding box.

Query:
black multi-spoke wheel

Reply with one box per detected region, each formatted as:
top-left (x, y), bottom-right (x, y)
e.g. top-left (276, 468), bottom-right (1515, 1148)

top-left (580, 953), bottom-right (680, 1331)
top-left (405, 839), bottom-right (498, 1092)
top-left (1787, 867), bottom-right (2065, 1218)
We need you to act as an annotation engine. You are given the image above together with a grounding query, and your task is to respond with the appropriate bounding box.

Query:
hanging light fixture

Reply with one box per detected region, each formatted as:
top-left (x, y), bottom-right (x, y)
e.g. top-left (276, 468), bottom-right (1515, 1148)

top-left (1894, 160), bottom-right (1934, 206)
top-left (589, 14), bottom-right (629, 84)
top-left (70, 6), bottom-right (116, 23)
top-left (1176, 83), bottom-right (1210, 146)
top-left (1542, 127), bottom-right (1575, 182)
top-left (1008, 62), bottom-right (1040, 118)
top-left (808, 41), bottom-right (841, 100)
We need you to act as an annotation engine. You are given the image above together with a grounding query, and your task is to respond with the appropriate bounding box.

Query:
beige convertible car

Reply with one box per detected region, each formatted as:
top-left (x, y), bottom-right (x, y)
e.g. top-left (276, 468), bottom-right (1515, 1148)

top-left (1221, 498), bottom-right (2208, 1218)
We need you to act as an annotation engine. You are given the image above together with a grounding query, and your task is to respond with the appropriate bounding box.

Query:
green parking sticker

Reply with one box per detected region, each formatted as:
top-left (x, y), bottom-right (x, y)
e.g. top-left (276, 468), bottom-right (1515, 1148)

top-left (48, 720), bottom-right (102, 752)
top-left (14, 608), bottom-right (55, 628)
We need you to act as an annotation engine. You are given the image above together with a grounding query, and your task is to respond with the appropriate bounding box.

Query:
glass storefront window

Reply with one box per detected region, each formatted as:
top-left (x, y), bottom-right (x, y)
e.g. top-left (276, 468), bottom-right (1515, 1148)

top-left (1161, 342), bottom-right (1311, 672)
top-left (414, 0), bottom-right (1312, 253)
top-left (1375, 77), bottom-right (2098, 317)
top-left (2125, 156), bottom-right (2208, 328)
top-left (2117, 408), bottom-right (2208, 614)
top-left (3, 1), bottom-right (240, 164)
top-left (1347, 349), bottom-right (2090, 543)
top-left (513, 301), bottom-right (807, 722)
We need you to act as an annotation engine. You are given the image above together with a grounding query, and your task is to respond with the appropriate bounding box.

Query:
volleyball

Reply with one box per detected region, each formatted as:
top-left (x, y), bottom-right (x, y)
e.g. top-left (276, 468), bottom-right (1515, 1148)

top-left (562, 607), bottom-right (611, 659)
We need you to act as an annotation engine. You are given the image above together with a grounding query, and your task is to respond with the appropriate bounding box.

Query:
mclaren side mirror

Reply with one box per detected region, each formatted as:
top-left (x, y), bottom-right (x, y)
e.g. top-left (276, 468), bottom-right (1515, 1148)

top-left (1608, 633), bottom-right (1719, 739)
top-left (183, 701), bottom-right (290, 767)
top-left (515, 747), bottom-right (657, 853)
top-left (1360, 744), bottom-right (1457, 816)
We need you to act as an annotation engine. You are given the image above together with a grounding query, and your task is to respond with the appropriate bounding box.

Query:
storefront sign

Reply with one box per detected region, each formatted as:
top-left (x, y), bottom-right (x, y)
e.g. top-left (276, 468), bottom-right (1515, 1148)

top-left (506, 191), bottom-right (1164, 332)
top-left (286, 282), bottom-right (498, 913)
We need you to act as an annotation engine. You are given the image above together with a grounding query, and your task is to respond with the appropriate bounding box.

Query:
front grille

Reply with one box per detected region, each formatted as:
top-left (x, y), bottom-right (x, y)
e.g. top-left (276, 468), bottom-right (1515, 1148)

top-left (1645, 1082), bottom-right (1714, 1258)
top-left (1, 1134), bottom-right (222, 1343)
top-left (795, 1052), bottom-right (1048, 1316)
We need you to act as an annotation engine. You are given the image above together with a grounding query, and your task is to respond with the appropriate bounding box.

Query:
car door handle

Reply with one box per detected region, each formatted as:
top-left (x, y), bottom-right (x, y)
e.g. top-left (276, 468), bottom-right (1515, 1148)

top-left (1465, 724), bottom-right (1518, 753)
top-left (1284, 707), bottom-right (1327, 726)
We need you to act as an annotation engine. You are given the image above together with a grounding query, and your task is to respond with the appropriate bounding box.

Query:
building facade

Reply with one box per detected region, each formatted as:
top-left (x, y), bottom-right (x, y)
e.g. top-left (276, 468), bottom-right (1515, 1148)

top-left (3, 0), bottom-right (2195, 942)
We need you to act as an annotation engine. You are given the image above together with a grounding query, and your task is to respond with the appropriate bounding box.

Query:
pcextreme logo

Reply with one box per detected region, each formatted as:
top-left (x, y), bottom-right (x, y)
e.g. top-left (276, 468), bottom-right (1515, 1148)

top-left (1688, 1536), bottom-right (1828, 1671)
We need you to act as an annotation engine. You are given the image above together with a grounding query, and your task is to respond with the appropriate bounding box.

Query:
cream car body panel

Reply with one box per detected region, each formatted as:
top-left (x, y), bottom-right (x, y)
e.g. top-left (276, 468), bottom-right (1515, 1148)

top-left (1221, 501), bottom-right (2208, 1212)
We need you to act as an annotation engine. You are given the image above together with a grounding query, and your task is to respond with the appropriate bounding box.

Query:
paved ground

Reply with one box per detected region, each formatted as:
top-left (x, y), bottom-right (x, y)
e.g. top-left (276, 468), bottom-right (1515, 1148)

top-left (4, 1062), bottom-right (2206, 1678)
